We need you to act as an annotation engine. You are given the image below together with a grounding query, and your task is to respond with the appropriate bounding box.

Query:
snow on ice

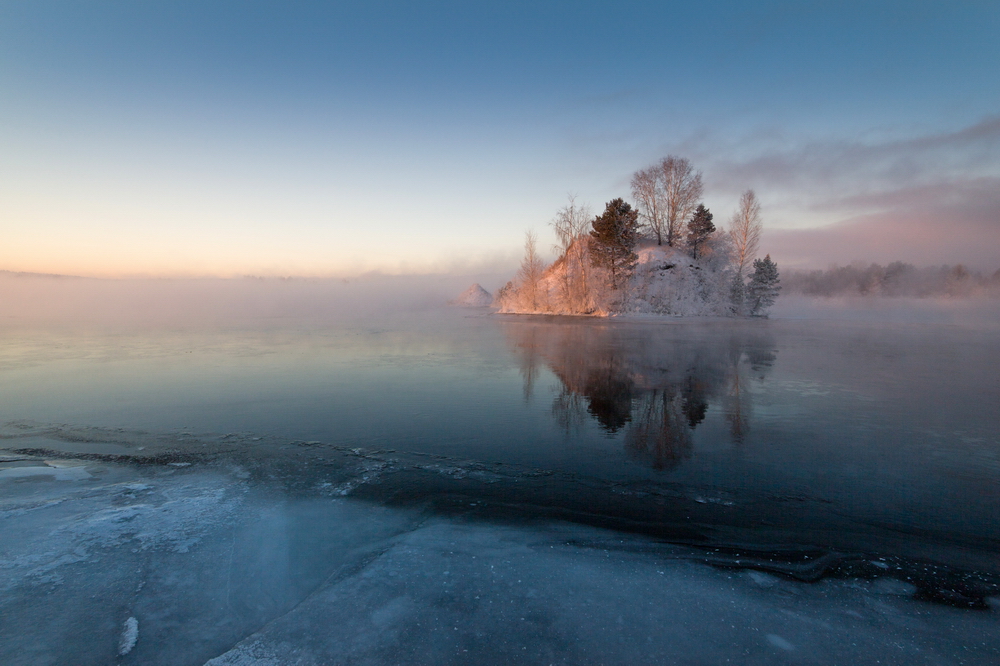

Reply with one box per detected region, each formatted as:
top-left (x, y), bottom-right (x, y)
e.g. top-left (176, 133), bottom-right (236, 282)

top-left (1, 437), bottom-right (998, 665)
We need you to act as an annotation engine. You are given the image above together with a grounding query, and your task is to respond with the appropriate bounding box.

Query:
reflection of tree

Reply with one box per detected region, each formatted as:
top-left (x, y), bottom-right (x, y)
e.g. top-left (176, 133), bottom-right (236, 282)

top-left (682, 376), bottom-right (709, 427)
top-left (723, 368), bottom-right (751, 444)
top-left (552, 386), bottom-right (588, 435)
top-left (626, 389), bottom-right (692, 470)
top-left (502, 320), bottom-right (776, 468)
top-left (722, 340), bottom-right (751, 444)
top-left (722, 337), bottom-right (775, 444)
top-left (746, 348), bottom-right (777, 375)
top-left (512, 325), bottom-right (542, 401)
top-left (581, 358), bottom-right (634, 432)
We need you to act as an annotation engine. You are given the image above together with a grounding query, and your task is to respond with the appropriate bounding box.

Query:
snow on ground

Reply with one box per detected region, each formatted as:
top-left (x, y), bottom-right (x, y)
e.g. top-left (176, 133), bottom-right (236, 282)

top-left (451, 283), bottom-right (494, 307)
top-left (501, 241), bottom-right (736, 317)
top-left (2, 445), bottom-right (998, 665)
top-left (629, 243), bottom-right (732, 316)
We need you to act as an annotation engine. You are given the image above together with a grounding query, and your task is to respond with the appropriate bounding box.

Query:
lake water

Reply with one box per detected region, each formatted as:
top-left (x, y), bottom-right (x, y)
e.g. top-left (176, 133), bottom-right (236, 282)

top-left (2, 292), bottom-right (999, 664)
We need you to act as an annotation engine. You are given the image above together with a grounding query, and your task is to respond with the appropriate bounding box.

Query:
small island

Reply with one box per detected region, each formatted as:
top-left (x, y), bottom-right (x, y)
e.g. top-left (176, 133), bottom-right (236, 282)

top-left (494, 156), bottom-right (780, 317)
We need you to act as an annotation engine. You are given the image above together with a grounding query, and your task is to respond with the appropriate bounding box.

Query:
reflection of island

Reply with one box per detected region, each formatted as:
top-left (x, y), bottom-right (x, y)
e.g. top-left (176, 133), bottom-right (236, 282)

top-left (504, 320), bottom-right (776, 469)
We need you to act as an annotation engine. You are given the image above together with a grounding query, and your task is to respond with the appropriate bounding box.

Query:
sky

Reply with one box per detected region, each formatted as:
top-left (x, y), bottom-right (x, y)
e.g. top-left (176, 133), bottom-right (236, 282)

top-left (1, 1), bottom-right (999, 277)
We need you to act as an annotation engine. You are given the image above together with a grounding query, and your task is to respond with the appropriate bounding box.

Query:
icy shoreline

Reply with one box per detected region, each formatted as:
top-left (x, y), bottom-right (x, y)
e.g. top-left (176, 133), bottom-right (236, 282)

top-left (2, 424), bottom-right (999, 665)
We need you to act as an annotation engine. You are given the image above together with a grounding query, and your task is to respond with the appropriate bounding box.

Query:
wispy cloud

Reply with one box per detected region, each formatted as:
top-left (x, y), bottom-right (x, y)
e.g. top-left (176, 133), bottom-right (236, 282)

top-left (764, 177), bottom-right (1000, 269)
top-left (710, 116), bottom-right (1000, 198)
top-left (699, 117), bottom-right (1000, 268)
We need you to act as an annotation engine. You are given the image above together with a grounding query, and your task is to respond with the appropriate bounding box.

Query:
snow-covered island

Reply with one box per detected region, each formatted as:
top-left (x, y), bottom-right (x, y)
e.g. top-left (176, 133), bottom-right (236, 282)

top-left (492, 157), bottom-right (780, 318)
top-left (450, 283), bottom-right (494, 308)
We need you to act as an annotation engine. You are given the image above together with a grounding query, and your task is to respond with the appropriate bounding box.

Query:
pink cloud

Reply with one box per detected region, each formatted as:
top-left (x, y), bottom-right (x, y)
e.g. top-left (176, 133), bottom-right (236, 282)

top-left (764, 178), bottom-right (1000, 269)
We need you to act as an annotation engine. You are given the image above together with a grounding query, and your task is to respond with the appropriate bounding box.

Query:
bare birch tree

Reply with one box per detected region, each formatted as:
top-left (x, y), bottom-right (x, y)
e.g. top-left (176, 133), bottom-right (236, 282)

top-left (552, 196), bottom-right (592, 253)
top-left (659, 156), bottom-right (703, 247)
top-left (630, 156), bottom-right (702, 247)
top-left (729, 189), bottom-right (762, 280)
top-left (551, 196), bottom-right (593, 312)
top-left (516, 230), bottom-right (546, 311)
top-left (630, 166), bottom-right (665, 244)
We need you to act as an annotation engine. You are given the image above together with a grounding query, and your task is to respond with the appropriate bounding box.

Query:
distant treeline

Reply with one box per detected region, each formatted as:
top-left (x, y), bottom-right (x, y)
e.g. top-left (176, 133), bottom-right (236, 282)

top-left (783, 262), bottom-right (1000, 298)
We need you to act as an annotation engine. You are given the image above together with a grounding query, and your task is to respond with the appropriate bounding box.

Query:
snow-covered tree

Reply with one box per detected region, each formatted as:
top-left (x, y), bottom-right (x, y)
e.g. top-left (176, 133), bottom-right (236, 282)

top-left (686, 204), bottom-right (715, 259)
top-left (495, 280), bottom-right (514, 308)
top-left (728, 190), bottom-right (763, 315)
top-left (590, 198), bottom-right (638, 299)
top-left (630, 156), bottom-right (703, 247)
top-left (630, 166), bottom-right (666, 245)
top-left (497, 231), bottom-right (550, 313)
top-left (729, 190), bottom-right (762, 281)
top-left (659, 156), bottom-right (703, 247)
top-left (551, 196), bottom-right (593, 312)
top-left (747, 255), bottom-right (780, 316)
top-left (729, 273), bottom-right (747, 316)
top-left (515, 230), bottom-right (546, 311)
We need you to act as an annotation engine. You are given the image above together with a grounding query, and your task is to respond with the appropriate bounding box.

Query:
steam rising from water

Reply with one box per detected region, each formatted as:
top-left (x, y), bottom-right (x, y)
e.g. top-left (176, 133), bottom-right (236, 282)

top-left (0, 272), bottom-right (503, 329)
top-left (3, 272), bottom-right (998, 332)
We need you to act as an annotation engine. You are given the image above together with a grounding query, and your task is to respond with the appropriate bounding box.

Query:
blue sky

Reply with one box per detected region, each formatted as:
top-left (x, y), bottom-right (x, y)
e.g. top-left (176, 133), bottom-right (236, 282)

top-left (2, 1), bottom-right (998, 276)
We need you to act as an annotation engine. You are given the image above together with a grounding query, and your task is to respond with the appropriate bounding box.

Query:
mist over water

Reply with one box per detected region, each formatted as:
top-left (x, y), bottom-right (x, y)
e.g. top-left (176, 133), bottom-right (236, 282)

top-left (771, 293), bottom-right (1000, 327)
top-left (0, 272), bottom-right (505, 328)
top-left (2, 274), bottom-right (999, 664)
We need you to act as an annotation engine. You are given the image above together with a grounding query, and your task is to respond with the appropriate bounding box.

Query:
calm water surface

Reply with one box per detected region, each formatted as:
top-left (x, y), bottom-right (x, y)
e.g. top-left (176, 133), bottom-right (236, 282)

top-left (4, 307), bottom-right (998, 561)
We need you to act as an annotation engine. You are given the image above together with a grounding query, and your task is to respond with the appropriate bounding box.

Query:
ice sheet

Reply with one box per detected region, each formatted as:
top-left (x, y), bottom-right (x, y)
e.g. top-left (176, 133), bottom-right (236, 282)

top-left (2, 451), bottom-right (997, 665)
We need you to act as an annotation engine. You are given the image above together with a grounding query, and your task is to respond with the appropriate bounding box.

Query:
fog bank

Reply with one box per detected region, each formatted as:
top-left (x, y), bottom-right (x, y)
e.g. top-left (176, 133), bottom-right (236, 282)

top-left (0, 272), bottom-right (506, 329)
top-left (770, 294), bottom-right (1000, 327)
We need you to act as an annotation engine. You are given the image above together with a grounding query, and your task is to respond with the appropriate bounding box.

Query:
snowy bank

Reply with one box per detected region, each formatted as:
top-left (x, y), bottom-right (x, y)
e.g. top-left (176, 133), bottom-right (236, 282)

top-left (498, 240), bottom-right (769, 318)
top-left (450, 283), bottom-right (494, 308)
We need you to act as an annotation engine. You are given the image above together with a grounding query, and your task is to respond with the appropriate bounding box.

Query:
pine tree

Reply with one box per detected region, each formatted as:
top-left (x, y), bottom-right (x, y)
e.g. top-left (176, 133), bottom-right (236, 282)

top-left (747, 254), bottom-right (780, 315)
top-left (589, 198), bottom-right (639, 293)
top-left (686, 204), bottom-right (715, 259)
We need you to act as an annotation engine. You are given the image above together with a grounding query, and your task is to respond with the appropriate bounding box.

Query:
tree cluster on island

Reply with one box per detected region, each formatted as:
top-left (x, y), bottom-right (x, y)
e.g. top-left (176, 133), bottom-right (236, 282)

top-left (496, 156), bottom-right (780, 317)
